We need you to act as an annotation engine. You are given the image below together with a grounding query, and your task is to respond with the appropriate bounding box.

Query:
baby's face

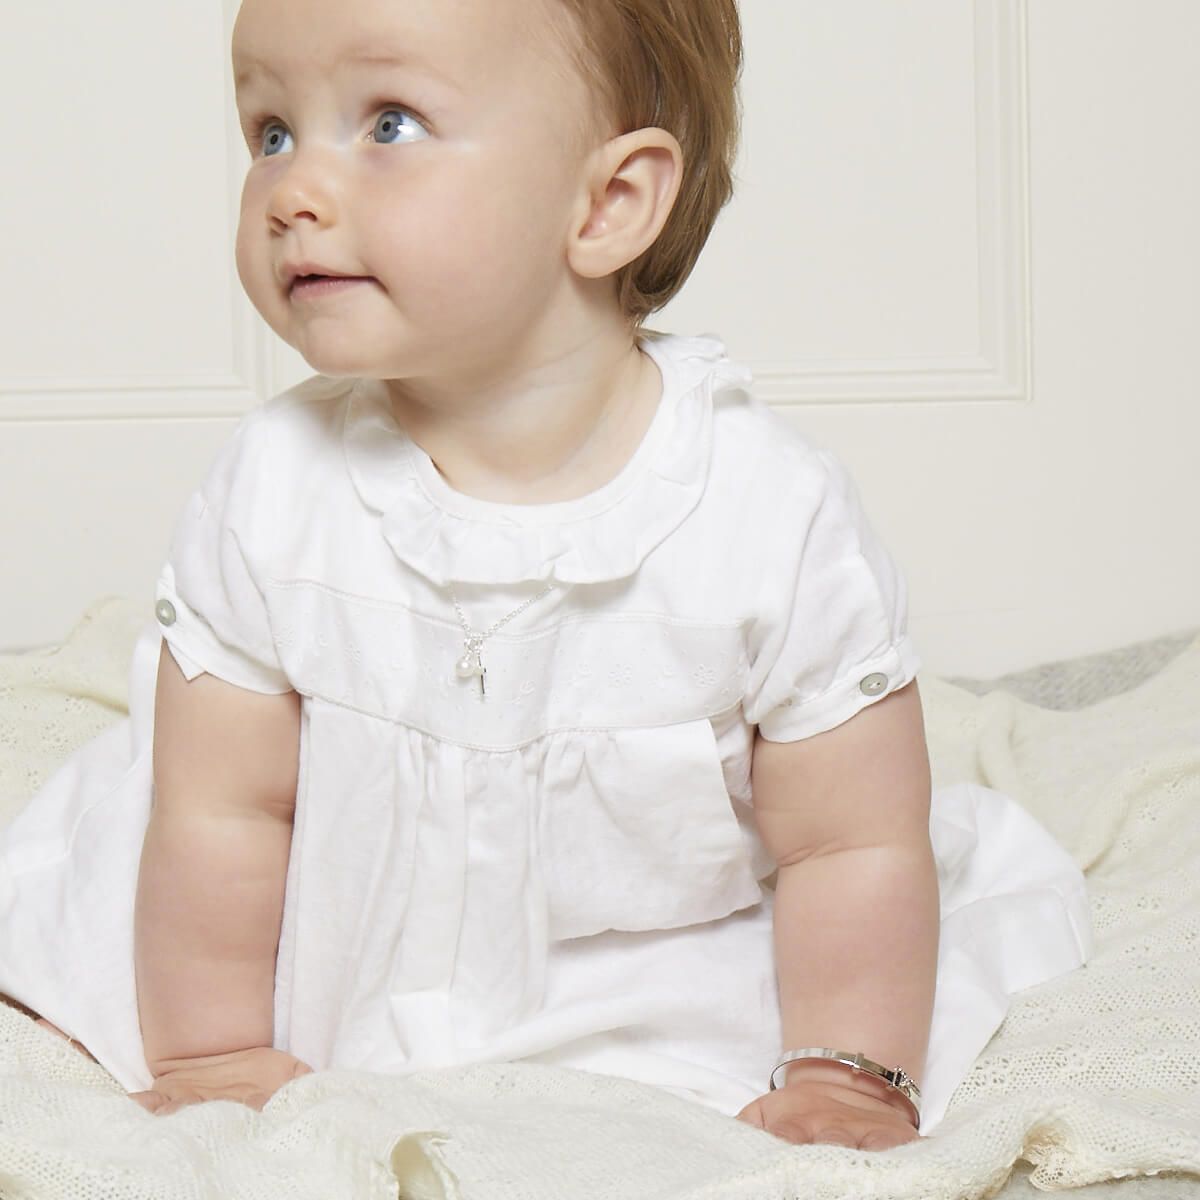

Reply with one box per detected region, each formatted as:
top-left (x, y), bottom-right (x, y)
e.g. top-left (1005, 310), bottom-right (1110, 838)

top-left (231, 0), bottom-right (603, 381)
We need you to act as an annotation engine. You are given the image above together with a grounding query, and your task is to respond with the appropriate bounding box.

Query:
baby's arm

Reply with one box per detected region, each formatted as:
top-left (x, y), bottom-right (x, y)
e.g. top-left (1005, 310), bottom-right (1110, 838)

top-left (739, 680), bottom-right (938, 1149)
top-left (132, 642), bottom-right (308, 1113)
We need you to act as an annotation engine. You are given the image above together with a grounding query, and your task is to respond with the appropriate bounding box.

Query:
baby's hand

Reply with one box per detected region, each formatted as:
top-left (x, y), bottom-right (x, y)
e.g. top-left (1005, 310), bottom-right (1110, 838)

top-left (130, 1047), bottom-right (313, 1116)
top-left (735, 1075), bottom-right (920, 1151)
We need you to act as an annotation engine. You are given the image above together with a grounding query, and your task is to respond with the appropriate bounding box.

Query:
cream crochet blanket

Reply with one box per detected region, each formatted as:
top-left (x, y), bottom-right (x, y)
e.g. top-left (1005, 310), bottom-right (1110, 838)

top-left (1, 599), bottom-right (1198, 1200)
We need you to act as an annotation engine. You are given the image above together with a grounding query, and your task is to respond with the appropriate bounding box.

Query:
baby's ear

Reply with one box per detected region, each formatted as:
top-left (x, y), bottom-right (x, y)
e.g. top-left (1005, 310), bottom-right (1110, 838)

top-left (567, 128), bottom-right (683, 281)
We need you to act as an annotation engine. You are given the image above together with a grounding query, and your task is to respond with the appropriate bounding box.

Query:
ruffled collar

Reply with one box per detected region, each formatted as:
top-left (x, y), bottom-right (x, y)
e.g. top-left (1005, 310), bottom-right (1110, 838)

top-left (342, 332), bottom-right (753, 587)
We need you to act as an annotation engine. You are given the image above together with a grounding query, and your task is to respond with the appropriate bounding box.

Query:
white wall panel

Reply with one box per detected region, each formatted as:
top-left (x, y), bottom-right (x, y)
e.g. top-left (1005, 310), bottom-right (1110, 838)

top-left (0, 421), bottom-right (248, 651)
top-left (0, 0), bottom-right (267, 416)
top-left (659, 0), bottom-right (1198, 674)
top-left (660, 0), bottom-right (1029, 405)
top-left (1, 0), bottom-right (264, 653)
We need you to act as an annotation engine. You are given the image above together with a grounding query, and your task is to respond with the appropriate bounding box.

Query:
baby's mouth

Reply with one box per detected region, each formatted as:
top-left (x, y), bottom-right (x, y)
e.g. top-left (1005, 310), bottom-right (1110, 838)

top-left (290, 274), bottom-right (376, 298)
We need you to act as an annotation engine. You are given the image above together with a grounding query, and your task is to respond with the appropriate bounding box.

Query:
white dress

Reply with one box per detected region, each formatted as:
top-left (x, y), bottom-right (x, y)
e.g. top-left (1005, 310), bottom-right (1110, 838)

top-left (0, 333), bottom-right (1091, 1132)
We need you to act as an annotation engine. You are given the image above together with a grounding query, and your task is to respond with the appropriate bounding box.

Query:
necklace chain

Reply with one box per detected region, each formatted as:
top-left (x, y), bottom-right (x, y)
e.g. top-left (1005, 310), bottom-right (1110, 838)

top-left (448, 583), bottom-right (556, 697)
top-left (450, 584), bottom-right (553, 642)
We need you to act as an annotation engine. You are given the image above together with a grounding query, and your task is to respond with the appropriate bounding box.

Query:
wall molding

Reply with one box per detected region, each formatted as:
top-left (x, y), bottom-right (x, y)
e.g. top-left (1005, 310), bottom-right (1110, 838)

top-left (0, 0), bottom-right (271, 424)
top-left (757, 0), bottom-right (1032, 407)
top-left (0, 297), bottom-right (271, 418)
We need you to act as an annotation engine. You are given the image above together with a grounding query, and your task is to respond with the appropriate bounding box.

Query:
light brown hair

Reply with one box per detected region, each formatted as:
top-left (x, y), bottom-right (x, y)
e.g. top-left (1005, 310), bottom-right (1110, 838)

top-left (552, 0), bottom-right (743, 326)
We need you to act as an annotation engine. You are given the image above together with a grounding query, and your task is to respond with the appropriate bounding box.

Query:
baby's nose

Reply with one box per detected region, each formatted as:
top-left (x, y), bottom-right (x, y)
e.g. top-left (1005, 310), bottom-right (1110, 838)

top-left (266, 151), bottom-right (343, 229)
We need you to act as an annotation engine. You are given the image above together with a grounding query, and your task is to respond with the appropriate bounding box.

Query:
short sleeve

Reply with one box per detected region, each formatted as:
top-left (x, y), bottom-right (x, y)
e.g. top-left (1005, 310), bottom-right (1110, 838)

top-left (743, 448), bottom-right (921, 742)
top-left (153, 410), bottom-right (292, 695)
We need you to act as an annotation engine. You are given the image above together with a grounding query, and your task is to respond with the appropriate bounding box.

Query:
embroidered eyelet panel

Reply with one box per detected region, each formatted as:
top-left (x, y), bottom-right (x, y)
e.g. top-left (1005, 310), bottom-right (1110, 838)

top-left (263, 580), bottom-right (751, 750)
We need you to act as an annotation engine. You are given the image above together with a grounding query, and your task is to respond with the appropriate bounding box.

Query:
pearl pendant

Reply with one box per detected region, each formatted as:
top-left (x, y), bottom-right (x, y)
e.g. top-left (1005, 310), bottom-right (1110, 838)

top-left (455, 654), bottom-right (478, 679)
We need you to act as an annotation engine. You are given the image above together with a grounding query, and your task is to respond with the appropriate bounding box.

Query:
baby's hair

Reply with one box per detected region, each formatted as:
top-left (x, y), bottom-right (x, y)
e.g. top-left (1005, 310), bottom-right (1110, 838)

top-left (552, 0), bottom-right (743, 326)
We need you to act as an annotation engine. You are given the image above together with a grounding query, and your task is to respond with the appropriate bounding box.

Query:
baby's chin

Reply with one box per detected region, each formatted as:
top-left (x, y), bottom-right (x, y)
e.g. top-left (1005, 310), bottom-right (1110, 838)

top-left (279, 324), bottom-right (406, 381)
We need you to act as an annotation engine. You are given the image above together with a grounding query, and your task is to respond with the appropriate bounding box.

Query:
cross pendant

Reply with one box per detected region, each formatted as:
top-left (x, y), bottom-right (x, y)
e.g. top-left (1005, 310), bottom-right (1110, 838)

top-left (456, 639), bottom-right (488, 697)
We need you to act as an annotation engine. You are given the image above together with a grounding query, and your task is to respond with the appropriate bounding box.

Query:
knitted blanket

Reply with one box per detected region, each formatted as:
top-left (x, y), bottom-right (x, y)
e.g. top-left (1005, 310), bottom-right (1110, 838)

top-left (1, 598), bottom-right (1198, 1200)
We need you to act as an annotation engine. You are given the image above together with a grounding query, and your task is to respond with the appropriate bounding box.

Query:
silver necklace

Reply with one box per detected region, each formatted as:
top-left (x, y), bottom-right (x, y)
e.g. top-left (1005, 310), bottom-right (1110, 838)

top-left (449, 583), bottom-right (555, 697)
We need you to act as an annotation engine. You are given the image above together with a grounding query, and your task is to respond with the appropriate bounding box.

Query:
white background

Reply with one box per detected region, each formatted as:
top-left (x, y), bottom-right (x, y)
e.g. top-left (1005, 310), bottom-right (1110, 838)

top-left (1, 1), bottom-right (1197, 674)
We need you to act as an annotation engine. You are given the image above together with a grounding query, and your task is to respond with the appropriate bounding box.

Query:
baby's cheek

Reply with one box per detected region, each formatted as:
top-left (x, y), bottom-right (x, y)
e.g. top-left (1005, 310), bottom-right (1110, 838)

top-left (404, 226), bottom-right (529, 321)
top-left (234, 190), bottom-right (278, 306)
top-left (368, 171), bottom-right (563, 336)
top-left (371, 200), bottom-right (468, 289)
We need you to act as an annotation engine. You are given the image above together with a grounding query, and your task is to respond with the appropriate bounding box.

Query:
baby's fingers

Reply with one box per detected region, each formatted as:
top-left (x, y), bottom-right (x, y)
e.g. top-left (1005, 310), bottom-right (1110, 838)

top-left (734, 1101), bottom-right (764, 1129)
top-left (129, 1089), bottom-right (171, 1115)
top-left (130, 1088), bottom-right (204, 1116)
top-left (129, 1084), bottom-right (272, 1115)
top-left (811, 1127), bottom-right (858, 1147)
top-left (736, 1103), bottom-right (820, 1145)
top-left (860, 1125), bottom-right (920, 1151)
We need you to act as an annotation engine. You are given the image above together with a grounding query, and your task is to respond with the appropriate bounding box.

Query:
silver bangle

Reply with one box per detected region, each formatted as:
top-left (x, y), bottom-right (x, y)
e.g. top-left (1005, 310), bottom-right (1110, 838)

top-left (769, 1048), bottom-right (921, 1124)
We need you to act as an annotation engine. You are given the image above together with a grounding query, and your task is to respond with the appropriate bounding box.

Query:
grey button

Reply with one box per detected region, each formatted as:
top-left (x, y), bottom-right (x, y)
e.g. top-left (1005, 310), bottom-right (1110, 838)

top-left (155, 599), bottom-right (177, 627)
top-left (860, 672), bottom-right (888, 697)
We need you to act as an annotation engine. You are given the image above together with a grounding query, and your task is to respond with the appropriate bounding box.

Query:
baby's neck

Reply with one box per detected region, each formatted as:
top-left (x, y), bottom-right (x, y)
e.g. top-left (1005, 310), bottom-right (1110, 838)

top-left (383, 328), bottom-right (663, 506)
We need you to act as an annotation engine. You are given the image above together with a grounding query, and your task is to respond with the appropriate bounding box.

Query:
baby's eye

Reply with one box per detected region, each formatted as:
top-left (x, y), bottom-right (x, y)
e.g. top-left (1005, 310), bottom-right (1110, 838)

top-left (254, 120), bottom-right (292, 158)
top-left (371, 109), bottom-right (428, 145)
top-left (247, 107), bottom-right (428, 158)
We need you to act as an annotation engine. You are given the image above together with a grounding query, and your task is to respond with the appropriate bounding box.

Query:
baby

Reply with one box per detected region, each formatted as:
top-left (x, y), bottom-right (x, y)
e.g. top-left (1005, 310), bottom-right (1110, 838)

top-left (0, 0), bottom-right (1091, 1155)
